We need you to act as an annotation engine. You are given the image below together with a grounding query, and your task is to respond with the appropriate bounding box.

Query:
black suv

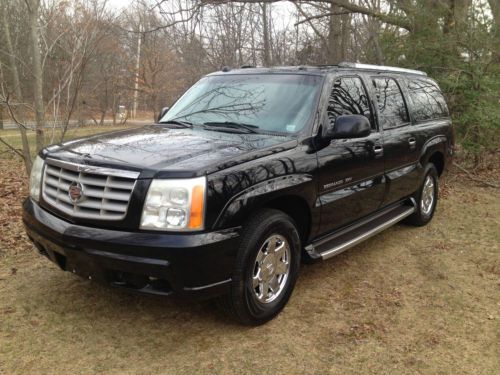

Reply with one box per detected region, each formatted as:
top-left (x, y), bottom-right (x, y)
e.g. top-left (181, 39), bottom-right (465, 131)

top-left (23, 63), bottom-right (453, 325)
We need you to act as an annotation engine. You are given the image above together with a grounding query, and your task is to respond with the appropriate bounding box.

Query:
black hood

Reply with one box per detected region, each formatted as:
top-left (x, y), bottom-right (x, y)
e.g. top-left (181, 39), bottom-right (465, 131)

top-left (43, 125), bottom-right (297, 177)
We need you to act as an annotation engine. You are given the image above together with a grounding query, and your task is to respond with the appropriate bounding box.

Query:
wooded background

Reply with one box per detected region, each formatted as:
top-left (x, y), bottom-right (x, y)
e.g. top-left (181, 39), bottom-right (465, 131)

top-left (0, 0), bottom-right (498, 174)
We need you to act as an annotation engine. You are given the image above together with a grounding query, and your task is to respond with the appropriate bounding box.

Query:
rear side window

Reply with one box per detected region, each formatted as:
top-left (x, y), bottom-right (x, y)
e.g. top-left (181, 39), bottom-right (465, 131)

top-left (371, 77), bottom-right (409, 129)
top-left (407, 79), bottom-right (449, 121)
top-left (327, 76), bottom-right (373, 129)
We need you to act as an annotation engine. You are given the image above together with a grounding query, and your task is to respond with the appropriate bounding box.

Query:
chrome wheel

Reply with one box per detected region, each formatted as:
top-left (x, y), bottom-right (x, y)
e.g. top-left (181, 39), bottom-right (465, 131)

top-left (421, 175), bottom-right (435, 215)
top-left (252, 234), bottom-right (291, 304)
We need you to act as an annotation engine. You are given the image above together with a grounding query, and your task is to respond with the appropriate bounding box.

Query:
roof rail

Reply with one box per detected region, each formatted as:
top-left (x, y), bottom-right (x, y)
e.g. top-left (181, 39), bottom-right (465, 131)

top-left (338, 62), bottom-right (427, 76)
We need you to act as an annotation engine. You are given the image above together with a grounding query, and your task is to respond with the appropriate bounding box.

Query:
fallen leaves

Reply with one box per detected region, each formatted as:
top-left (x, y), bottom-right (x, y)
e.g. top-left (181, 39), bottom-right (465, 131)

top-left (0, 157), bottom-right (32, 257)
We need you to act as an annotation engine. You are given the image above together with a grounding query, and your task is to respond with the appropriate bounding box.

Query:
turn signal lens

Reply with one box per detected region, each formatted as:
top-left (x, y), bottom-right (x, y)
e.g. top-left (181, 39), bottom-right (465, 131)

top-left (189, 184), bottom-right (205, 229)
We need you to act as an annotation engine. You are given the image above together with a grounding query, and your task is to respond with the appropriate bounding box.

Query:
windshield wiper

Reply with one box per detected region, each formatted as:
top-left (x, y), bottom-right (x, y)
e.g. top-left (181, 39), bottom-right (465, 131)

top-left (158, 119), bottom-right (193, 128)
top-left (203, 121), bottom-right (259, 134)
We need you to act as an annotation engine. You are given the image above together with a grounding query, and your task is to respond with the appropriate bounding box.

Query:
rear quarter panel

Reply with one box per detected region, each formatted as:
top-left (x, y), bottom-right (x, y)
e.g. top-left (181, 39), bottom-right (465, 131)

top-left (401, 75), bottom-right (453, 186)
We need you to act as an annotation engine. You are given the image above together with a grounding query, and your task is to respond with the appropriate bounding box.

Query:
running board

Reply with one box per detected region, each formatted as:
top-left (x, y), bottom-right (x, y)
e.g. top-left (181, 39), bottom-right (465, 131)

top-left (306, 203), bottom-right (416, 261)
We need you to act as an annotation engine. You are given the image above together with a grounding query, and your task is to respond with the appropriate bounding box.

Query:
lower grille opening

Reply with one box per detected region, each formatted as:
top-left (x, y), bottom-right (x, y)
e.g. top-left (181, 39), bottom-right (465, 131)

top-left (110, 271), bottom-right (172, 295)
top-left (117, 272), bottom-right (148, 288)
top-left (52, 251), bottom-right (67, 270)
top-left (32, 242), bottom-right (66, 270)
top-left (147, 277), bottom-right (171, 293)
top-left (33, 241), bottom-right (49, 257)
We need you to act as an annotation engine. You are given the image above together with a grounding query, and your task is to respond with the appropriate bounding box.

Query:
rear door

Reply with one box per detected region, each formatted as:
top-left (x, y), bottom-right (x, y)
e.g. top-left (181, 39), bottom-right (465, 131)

top-left (369, 75), bottom-right (420, 205)
top-left (316, 74), bottom-right (385, 235)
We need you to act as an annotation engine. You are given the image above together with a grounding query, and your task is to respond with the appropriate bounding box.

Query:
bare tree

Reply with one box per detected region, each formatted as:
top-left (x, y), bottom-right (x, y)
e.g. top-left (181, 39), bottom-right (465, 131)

top-left (0, 1), bottom-right (32, 173)
top-left (26, 0), bottom-right (45, 152)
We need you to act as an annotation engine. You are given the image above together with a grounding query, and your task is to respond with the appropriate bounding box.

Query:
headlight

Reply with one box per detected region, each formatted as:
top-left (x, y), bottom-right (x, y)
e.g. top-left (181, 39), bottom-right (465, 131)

top-left (140, 176), bottom-right (206, 231)
top-left (29, 156), bottom-right (45, 202)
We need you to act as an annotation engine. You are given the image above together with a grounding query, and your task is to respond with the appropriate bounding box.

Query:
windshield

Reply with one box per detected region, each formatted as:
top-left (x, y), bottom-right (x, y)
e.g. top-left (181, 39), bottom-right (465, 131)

top-left (160, 74), bottom-right (323, 134)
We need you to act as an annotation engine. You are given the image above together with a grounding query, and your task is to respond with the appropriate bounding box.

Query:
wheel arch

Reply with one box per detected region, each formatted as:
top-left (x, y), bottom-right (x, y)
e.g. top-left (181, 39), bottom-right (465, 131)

top-left (419, 135), bottom-right (447, 177)
top-left (428, 151), bottom-right (445, 176)
top-left (263, 195), bottom-right (312, 245)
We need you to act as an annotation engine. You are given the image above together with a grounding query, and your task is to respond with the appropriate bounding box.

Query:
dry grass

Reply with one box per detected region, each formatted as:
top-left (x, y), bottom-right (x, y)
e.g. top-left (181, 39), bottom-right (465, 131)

top-left (0, 131), bottom-right (499, 374)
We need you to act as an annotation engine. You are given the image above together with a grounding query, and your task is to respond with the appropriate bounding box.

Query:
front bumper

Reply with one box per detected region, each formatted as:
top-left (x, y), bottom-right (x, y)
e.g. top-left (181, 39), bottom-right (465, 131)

top-left (22, 199), bottom-right (240, 299)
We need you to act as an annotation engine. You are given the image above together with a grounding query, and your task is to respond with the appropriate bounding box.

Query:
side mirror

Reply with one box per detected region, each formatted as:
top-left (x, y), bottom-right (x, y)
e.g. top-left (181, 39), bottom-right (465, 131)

top-left (157, 106), bottom-right (169, 122)
top-left (325, 114), bottom-right (371, 140)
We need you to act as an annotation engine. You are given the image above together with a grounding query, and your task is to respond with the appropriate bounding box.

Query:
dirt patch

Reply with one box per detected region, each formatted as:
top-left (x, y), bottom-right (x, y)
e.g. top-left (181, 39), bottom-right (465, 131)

top-left (0, 156), bottom-right (499, 374)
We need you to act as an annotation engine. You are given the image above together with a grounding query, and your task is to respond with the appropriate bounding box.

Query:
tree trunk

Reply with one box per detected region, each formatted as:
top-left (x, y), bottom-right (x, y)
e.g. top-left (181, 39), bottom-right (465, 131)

top-left (328, 4), bottom-right (343, 63)
top-left (1, 1), bottom-right (32, 174)
top-left (261, 3), bottom-right (271, 66)
top-left (27, 0), bottom-right (45, 152)
top-left (488, 0), bottom-right (500, 62)
top-left (340, 12), bottom-right (350, 61)
top-left (99, 111), bottom-right (106, 127)
top-left (132, 24), bottom-right (142, 119)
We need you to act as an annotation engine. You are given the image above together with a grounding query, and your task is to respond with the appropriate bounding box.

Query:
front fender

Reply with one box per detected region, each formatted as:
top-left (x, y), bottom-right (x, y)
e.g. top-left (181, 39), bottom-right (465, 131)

top-left (212, 174), bottom-right (316, 229)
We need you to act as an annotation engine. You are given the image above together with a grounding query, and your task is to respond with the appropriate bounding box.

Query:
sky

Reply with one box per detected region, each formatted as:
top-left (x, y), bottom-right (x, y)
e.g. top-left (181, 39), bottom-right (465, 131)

top-left (107, 0), bottom-right (133, 9)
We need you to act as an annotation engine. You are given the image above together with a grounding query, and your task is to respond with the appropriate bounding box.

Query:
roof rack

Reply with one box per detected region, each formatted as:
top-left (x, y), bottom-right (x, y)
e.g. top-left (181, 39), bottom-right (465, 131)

top-left (338, 62), bottom-right (427, 76)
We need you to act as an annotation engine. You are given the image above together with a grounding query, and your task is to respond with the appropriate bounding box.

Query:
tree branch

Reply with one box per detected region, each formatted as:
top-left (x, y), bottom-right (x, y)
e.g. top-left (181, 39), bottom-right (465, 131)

top-left (0, 93), bottom-right (30, 131)
top-left (0, 137), bottom-right (26, 159)
top-left (293, 3), bottom-right (327, 43)
top-left (200, 0), bottom-right (413, 31)
top-left (453, 162), bottom-right (499, 188)
top-left (293, 10), bottom-right (353, 27)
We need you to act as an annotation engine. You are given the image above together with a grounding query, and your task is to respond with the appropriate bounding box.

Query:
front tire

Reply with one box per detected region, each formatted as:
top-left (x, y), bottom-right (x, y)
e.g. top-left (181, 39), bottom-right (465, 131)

top-left (218, 209), bottom-right (301, 325)
top-left (406, 163), bottom-right (439, 226)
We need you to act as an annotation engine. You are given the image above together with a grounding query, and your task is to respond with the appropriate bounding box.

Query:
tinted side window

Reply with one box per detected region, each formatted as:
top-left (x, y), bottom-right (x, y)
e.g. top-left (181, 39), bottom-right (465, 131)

top-left (371, 77), bottom-right (409, 129)
top-left (327, 77), bottom-right (373, 129)
top-left (408, 79), bottom-right (449, 121)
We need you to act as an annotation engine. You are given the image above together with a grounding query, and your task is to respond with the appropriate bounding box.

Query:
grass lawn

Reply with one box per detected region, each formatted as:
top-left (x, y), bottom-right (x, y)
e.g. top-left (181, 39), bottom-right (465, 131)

top-left (0, 129), bottom-right (499, 374)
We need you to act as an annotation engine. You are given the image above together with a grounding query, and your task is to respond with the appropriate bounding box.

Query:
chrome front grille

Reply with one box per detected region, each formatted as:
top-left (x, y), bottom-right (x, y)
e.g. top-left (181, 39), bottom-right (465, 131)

top-left (42, 158), bottom-right (139, 220)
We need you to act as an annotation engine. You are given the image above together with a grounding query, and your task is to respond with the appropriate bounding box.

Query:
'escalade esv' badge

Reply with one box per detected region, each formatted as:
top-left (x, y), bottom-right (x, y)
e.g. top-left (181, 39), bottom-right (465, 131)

top-left (68, 181), bottom-right (84, 203)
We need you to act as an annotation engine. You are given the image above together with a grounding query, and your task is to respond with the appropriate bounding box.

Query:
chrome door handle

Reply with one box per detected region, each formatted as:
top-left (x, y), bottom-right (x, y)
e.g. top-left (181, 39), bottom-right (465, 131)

top-left (408, 138), bottom-right (416, 146)
top-left (373, 145), bottom-right (383, 154)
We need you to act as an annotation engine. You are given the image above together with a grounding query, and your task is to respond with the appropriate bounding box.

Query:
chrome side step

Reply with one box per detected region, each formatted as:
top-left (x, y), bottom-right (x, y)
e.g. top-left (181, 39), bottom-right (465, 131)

top-left (306, 203), bottom-right (416, 261)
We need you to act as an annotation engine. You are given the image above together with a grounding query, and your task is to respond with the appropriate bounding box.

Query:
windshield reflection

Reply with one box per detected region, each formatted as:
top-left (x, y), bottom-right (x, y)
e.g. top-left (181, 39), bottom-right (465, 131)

top-left (161, 74), bottom-right (322, 134)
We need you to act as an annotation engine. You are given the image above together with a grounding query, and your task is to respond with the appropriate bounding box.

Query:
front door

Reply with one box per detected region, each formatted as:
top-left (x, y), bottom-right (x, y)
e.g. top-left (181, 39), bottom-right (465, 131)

top-left (316, 75), bottom-right (385, 235)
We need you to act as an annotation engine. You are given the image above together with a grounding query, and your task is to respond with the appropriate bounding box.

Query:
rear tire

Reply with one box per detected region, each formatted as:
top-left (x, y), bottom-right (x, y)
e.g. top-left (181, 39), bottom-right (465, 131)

top-left (406, 163), bottom-right (439, 226)
top-left (218, 209), bottom-right (301, 325)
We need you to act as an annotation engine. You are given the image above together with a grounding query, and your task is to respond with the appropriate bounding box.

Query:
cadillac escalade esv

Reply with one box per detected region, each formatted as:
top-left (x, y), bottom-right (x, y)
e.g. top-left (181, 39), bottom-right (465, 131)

top-left (23, 63), bottom-right (453, 325)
